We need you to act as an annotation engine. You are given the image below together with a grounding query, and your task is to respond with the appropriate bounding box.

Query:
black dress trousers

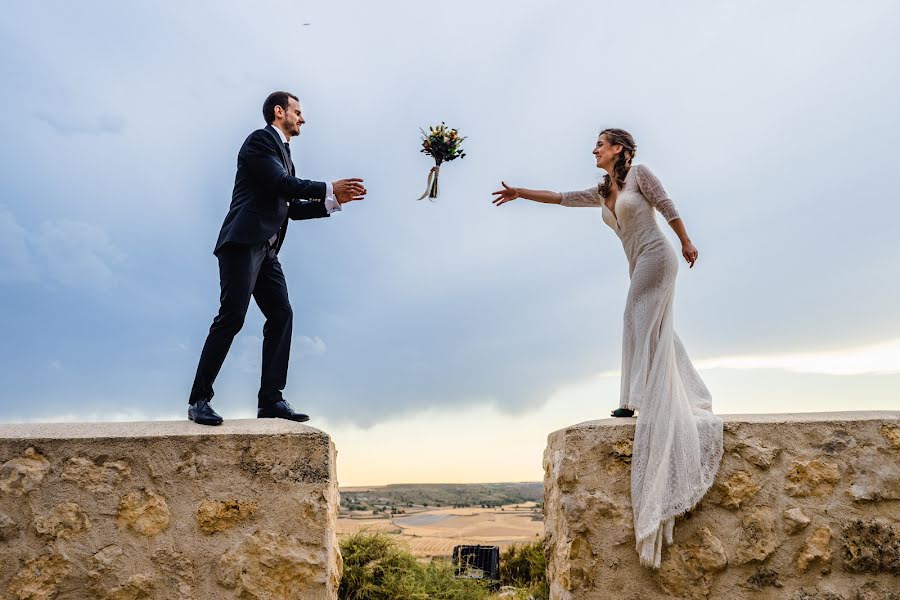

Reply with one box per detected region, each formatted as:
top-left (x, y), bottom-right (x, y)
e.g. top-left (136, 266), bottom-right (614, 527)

top-left (189, 239), bottom-right (293, 407)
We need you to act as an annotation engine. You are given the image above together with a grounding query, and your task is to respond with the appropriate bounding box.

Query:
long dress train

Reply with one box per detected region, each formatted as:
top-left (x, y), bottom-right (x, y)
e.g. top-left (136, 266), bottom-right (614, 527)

top-left (561, 164), bottom-right (723, 568)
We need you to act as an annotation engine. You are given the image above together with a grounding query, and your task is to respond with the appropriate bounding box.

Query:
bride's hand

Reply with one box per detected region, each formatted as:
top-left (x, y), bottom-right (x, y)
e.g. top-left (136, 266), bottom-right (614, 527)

top-left (682, 242), bottom-right (699, 268)
top-left (491, 181), bottom-right (520, 206)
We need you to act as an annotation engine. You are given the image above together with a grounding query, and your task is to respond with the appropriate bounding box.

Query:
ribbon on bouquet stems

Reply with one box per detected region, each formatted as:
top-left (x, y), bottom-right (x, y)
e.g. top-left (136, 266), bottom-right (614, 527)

top-left (416, 122), bottom-right (464, 201)
top-left (416, 164), bottom-right (441, 201)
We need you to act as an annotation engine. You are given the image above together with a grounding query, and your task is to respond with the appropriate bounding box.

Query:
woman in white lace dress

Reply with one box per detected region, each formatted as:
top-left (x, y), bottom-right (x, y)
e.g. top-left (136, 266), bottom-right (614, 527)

top-left (491, 129), bottom-right (723, 568)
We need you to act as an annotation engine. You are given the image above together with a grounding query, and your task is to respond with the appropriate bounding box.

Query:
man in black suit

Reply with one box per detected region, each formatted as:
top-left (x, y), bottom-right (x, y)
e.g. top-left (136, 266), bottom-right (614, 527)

top-left (188, 91), bottom-right (365, 425)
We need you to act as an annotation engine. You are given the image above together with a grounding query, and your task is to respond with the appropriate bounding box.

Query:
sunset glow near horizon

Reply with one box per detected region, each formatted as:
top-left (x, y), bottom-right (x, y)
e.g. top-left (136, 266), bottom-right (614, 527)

top-left (1, 1), bottom-right (899, 485)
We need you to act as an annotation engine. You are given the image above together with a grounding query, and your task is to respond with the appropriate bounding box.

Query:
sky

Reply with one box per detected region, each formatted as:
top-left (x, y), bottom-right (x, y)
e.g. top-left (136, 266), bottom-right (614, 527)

top-left (1, 1), bottom-right (898, 486)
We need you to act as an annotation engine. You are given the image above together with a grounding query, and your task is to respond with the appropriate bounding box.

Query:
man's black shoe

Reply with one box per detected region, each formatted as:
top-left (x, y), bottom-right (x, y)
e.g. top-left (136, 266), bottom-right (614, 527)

top-left (257, 400), bottom-right (309, 422)
top-left (188, 399), bottom-right (223, 426)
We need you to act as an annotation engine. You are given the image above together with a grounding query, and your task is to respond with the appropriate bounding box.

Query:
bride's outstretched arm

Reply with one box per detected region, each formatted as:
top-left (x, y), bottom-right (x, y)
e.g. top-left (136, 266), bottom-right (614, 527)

top-left (491, 181), bottom-right (562, 206)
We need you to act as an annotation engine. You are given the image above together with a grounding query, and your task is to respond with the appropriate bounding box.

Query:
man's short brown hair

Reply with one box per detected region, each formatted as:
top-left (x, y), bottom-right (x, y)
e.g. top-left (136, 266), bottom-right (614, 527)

top-left (263, 91), bottom-right (299, 125)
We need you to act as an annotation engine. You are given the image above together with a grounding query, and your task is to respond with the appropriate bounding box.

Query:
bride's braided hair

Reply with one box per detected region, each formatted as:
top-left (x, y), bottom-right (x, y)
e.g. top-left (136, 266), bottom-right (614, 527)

top-left (598, 128), bottom-right (637, 198)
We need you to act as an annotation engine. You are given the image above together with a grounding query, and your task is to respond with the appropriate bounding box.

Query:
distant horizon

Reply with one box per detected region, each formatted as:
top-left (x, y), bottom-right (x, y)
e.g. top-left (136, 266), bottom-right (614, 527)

top-left (338, 481), bottom-right (544, 489)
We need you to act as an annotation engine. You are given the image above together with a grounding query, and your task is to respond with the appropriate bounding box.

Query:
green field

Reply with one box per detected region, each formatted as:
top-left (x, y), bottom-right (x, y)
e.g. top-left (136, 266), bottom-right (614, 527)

top-left (340, 482), bottom-right (543, 511)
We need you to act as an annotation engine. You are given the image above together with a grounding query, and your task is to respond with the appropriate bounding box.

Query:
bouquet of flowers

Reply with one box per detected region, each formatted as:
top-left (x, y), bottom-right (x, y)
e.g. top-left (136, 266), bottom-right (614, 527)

top-left (417, 122), bottom-right (466, 200)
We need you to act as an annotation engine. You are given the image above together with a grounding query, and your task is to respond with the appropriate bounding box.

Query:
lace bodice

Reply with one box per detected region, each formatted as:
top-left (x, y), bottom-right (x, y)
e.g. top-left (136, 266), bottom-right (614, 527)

top-left (560, 164), bottom-right (681, 228)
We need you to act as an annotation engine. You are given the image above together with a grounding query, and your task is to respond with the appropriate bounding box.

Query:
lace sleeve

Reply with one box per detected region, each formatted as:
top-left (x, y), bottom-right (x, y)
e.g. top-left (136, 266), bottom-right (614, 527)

top-left (634, 164), bottom-right (680, 222)
top-left (560, 186), bottom-right (603, 207)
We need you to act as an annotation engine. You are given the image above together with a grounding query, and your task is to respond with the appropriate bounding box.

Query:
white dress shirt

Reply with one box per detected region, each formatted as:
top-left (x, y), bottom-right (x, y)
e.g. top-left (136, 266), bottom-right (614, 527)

top-left (271, 124), bottom-right (341, 214)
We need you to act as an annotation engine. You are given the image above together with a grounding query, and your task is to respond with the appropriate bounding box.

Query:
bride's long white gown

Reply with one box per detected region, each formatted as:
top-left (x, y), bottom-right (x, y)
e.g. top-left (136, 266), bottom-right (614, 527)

top-left (561, 164), bottom-right (723, 568)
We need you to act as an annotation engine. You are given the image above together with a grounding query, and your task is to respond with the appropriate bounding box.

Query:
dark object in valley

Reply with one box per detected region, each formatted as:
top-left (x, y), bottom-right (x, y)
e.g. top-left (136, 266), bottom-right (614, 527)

top-left (452, 544), bottom-right (500, 587)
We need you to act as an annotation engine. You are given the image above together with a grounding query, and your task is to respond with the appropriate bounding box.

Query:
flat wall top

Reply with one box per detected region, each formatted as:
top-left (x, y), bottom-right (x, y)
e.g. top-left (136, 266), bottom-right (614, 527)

top-left (719, 410), bottom-right (898, 423)
top-left (557, 410), bottom-right (899, 432)
top-left (0, 419), bottom-right (327, 440)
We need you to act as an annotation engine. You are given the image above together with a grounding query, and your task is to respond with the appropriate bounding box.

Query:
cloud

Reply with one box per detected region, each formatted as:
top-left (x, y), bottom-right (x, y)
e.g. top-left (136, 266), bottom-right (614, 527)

top-left (34, 111), bottom-right (126, 135)
top-left (0, 206), bottom-right (38, 282)
top-left (32, 219), bottom-right (126, 289)
top-left (694, 338), bottom-right (900, 376)
top-left (297, 335), bottom-right (327, 357)
top-left (0, 207), bottom-right (126, 290)
top-left (1, 0), bottom-right (900, 437)
top-left (8, 408), bottom-right (181, 424)
top-left (597, 337), bottom-right (900, 378)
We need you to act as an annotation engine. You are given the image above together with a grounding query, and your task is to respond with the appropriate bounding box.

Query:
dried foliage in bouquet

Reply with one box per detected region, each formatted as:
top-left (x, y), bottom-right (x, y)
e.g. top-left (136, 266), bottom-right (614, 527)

top-left (417, 122), bottom-right (466, 200)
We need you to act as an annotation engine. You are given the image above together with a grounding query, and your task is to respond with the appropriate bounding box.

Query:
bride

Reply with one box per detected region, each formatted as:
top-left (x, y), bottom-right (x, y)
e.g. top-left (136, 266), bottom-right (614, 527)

top-left (491, 128), bottom-right (723, 568)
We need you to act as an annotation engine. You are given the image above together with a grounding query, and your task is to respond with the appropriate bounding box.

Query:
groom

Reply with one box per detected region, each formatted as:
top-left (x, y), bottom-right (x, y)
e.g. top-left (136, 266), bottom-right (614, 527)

top-left (187, 91), bottom-right (366, 426)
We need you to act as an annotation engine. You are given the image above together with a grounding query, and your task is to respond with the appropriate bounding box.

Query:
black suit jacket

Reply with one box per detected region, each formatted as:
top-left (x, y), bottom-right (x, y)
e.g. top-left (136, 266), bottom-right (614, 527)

top-left (214, 125), bottom-right (329, 255)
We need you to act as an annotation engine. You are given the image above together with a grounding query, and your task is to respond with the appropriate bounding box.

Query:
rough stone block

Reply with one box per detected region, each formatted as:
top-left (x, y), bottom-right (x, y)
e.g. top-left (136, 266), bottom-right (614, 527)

top-left (796, 526), bottom-right (832, 573)
top-left (544, 411), bottom-right (899, 599)
top-left (734, 507), bottom-right (778, 564)
top-left (784, 507), bottom-right (811, 534)
top-left (785, 459), bottom-right (841, 497)
top-left (0, 420), bottom-right (341, 600)
top-left (841, 519), bottom-right (900, 574)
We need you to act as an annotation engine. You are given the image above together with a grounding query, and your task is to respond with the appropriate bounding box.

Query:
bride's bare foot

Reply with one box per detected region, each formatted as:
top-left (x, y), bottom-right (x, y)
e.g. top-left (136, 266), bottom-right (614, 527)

top-left (610, 408), bottom-right (635, 418)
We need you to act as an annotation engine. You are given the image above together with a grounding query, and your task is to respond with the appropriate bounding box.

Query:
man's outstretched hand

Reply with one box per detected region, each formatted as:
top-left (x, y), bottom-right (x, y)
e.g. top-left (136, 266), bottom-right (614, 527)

top-left (333, 178), bottom-right (367, 204)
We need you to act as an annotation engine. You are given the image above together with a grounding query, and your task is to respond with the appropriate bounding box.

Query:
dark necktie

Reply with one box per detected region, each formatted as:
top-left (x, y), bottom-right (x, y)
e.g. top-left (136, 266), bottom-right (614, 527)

top-left (283, 142), bottom-right (294, 175)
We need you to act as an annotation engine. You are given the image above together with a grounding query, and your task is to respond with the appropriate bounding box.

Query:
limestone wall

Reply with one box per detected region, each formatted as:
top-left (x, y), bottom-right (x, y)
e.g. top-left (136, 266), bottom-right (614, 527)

top-left (543, 411), bottom-right (900, 600)
top-left (0, 420), bottom-right (341, 600)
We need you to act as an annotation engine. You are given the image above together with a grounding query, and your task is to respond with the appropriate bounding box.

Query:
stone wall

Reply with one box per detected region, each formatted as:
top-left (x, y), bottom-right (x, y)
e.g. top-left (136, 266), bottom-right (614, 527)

top-left (544, 411), bottom-right (900, 600)
top-left (0, 420), bottom-right (341, 600)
